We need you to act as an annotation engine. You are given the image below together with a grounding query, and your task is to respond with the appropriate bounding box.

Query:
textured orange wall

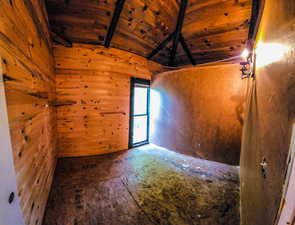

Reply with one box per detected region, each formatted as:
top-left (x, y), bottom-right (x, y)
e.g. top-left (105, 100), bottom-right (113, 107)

top-left (240, 1), bottom-right (295, 224)
top-left (150, 63), bottom-right (245, 165)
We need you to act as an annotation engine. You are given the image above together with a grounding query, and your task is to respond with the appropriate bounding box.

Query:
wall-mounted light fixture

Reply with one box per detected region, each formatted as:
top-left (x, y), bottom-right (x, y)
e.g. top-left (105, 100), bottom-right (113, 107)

top-left (240, 40), bottom-right (256, 79)
top-left (240, 41), bottom-right (290, 79)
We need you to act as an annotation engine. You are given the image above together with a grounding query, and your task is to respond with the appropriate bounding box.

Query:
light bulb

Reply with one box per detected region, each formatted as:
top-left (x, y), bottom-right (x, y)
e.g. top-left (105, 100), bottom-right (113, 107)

top-left (241, 49), bottom-right (250, 60)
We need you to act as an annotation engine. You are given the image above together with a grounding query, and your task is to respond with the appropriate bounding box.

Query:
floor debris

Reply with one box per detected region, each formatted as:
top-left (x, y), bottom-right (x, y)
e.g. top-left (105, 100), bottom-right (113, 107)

top-left (43, 144), bottom-right (240, 225)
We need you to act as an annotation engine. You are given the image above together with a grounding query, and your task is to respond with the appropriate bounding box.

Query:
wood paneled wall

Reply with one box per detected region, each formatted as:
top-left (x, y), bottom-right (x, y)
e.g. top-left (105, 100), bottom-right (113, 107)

top-left (150, 63), bottom-right (245, 165)
top-left (54, 43), bottom-right (162, 157)
top-left (0, 1), bottom-right (56, 225)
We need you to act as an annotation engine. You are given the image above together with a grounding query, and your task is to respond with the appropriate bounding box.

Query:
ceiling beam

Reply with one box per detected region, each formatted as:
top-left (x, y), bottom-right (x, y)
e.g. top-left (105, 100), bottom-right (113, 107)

top-left (248, 0), bottom-right (265, 41)
top-left (248, 0), bottom-right (259, 40)
top-left (179, 34), bottom-right (196, 65)
top-left (147, 31), bottom-right (175, 60)
top-left (169, 0), bottom-right (188, 66)
top-left (50, 31), bottom-right (72, 47)
top-left (104, 0), bottom-right (126, 48)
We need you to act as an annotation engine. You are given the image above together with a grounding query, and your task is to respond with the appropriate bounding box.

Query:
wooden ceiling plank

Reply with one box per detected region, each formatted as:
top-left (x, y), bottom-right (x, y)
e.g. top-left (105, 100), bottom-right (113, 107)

top-left (169, 0), bottom-right (188, 66)
top-left (46, 0), bottom-right (252, 66)
top-left (104, 0), bottom-right (126, 48)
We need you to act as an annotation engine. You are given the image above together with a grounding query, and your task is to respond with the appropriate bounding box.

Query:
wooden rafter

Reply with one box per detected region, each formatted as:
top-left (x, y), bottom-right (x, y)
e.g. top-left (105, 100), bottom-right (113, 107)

top-left (147, 0), bottom-right (196, 67)
top-left (147, 32), bottom-right (175, 60)
top-left (47, 0), bottom-right (253, 66)
top-left (248, 0), bottom-right (264, 40)
top-left (179, 34), bottom-right (196, 65)
top-left (50, 31), bottom-right (72, 47)
top-left (169, 0), bottom-right (188, 66)
top-left (104, 0), bottom-right (126, 48)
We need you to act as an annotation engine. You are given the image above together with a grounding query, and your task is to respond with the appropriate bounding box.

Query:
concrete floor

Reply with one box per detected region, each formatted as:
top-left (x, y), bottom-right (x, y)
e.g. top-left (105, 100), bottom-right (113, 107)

top-left (42, 144), bottom-right (240, 225)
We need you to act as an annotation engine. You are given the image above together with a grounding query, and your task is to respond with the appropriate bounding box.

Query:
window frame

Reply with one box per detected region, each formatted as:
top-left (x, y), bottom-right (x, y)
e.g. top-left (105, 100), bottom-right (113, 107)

top-left (129, 77), bottom-right (150, 148)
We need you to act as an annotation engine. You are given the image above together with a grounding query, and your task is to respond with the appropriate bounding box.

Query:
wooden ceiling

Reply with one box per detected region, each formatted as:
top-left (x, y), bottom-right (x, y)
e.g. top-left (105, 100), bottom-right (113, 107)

top-left (46, 0), bottom-right (253, 66)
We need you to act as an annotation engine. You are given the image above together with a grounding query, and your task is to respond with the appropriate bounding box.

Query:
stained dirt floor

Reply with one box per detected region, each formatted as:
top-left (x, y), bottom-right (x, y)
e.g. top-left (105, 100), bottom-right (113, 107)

top-left (43, 144), bottom-right (240, 225)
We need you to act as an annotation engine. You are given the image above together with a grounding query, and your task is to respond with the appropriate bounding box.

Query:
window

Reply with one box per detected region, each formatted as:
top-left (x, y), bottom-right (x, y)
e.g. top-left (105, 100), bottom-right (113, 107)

top-left (129, 78), bottom-right (150, 148)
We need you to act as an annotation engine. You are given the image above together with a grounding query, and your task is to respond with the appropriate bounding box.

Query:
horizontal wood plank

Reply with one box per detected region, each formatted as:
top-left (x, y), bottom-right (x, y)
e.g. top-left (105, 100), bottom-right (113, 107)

top-left (54, 44), bottom-right (161, 157)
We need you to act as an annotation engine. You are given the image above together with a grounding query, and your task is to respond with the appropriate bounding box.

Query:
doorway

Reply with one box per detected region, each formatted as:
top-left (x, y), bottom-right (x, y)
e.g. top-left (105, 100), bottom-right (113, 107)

top-left (129, 78), bottom-right (150, 148)
top-left (0, 57), bottom-right (24, 225)
top-left (276, 124), bottom-right (295, 225)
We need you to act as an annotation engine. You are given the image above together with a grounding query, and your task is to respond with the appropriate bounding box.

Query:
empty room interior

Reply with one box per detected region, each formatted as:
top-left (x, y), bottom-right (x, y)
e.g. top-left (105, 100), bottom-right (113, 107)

top-left (1, 0), bottom-right (295, 225)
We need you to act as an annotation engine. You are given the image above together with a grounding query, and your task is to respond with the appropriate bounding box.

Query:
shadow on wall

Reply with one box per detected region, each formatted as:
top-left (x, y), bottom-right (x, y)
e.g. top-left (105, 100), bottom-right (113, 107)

top-left (150, 63), bottom-right (246, 165)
